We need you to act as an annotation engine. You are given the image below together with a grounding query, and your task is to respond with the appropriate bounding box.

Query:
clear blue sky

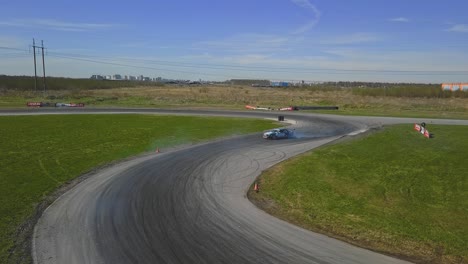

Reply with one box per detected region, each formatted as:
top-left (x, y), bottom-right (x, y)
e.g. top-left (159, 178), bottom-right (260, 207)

top-left (1, 0), bottom-right (468, 83)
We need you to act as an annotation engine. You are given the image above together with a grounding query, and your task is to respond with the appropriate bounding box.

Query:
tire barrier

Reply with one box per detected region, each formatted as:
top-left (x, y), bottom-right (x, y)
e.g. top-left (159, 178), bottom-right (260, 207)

top-left (55, 103), bottom-right (85, 107)
top-left (27, 102), bottom-right (85, 107)
top-left (295, 106), bottom-right (339, 110)
top-left (245, 105), bottom-right (338, 111)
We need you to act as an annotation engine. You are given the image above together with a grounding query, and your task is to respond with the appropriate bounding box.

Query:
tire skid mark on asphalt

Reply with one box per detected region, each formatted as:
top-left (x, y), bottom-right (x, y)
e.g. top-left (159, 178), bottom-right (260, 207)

top-left (28, 109), bottom-right (438, 264)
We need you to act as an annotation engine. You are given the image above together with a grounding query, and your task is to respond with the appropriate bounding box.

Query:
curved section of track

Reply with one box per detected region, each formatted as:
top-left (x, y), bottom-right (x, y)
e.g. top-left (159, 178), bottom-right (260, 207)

top-left (11, 108), bottom-right (464, 264)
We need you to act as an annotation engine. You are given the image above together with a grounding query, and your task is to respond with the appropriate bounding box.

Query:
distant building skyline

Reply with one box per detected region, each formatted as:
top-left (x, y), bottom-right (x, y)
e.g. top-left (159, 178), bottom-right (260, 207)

top-left (90, 74), bottom-right (162, 82)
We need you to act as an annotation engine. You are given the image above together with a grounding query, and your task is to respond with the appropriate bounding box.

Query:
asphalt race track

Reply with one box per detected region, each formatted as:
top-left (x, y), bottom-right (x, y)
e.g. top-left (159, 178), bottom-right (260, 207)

top-left (4, 108), bottom-right (467, 264)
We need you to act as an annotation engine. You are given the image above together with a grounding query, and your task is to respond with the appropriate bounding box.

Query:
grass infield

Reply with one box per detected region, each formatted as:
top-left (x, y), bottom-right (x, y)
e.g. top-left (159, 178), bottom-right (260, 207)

top-left (0, 114), bottom-right (277, 263)
top-left (250, 124), bottom-right (468, 263)
top-left (1, 85), bottom-right (467, 120)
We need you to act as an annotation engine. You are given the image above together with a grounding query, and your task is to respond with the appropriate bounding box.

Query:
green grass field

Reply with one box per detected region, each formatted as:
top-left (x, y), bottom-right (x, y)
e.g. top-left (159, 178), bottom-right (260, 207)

top-left (1, 77), bottom-right (467, 120)
top-left (0, 114), bottom-right (277, 264)
top-left (250, 125), bottom-right (468, 263)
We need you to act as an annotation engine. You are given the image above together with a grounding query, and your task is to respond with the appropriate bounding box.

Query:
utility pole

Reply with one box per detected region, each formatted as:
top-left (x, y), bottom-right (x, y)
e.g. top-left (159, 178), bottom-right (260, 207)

top-left (41, 40), bottom-right (47, 93)
top-left (32, 38), bottom-right (37, 91)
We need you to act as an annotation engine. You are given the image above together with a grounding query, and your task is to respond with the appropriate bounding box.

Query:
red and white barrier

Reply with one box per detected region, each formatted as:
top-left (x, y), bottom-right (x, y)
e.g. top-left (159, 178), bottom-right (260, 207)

top-left (279, 107), bottom-right (294, 111)
top-left (246, 105), bottom-right (296, 111)
top-left (414, 123), bottom-right (431, 138)
top-left (27, 102), bottom-right (42, 107)
top-left (245, 105), bottom-right (271, 110)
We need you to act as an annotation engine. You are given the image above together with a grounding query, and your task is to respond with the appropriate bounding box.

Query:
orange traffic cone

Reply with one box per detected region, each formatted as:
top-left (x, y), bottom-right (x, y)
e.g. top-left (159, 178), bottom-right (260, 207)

top-left (254, 182), bottom-right (259, 193)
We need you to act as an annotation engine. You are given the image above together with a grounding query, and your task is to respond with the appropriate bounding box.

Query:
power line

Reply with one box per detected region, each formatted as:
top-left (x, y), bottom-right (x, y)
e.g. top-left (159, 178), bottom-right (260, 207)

top-left (4, 44), bottom-right (467, 80)
top-left (0, 46), bottom-right (28, 51)
top-left (48, 53), bottom-right (468, 76)
top-left (0, 53), bottom-right (30, 58)
top-left (0, 48), bottom-right (29, 59)
top-left (45, 50), bottom-right (468, 75)
top-left (48, 54), bottom-right (246, 79)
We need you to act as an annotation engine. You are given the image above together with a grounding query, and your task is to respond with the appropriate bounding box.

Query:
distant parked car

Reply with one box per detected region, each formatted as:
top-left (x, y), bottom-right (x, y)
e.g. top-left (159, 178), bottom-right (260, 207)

top-left (263, 128), bottom-right (294, 139)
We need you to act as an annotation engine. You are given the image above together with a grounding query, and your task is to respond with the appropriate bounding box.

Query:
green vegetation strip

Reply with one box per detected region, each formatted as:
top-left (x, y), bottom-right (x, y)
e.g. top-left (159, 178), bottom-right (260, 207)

top-left (313, 109), bottom-right (468, 120)
top-left (250, 125), bottom-right (468, 263)
top-left (0, 114), bottom-right (277, 263)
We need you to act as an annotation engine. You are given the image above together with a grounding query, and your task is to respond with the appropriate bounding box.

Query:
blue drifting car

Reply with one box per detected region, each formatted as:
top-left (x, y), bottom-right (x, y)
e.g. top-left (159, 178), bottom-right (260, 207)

top-left (263, 128), bottom-right (294, 139)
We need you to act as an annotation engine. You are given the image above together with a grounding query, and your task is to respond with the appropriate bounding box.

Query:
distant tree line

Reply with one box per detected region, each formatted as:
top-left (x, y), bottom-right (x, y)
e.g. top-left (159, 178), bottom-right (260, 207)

top-left (0, 75), bottom-right (163, 91)
top-left (349, 84), bottom-right (466, 98)
top-left (1, 75), bottom-right (465, 98)
top-left (229, 79), bottom-right (271, 86)
top-left (319, 81), bottom-right (438, 89)
top-left (312, 81), bottom-right (466, 98)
